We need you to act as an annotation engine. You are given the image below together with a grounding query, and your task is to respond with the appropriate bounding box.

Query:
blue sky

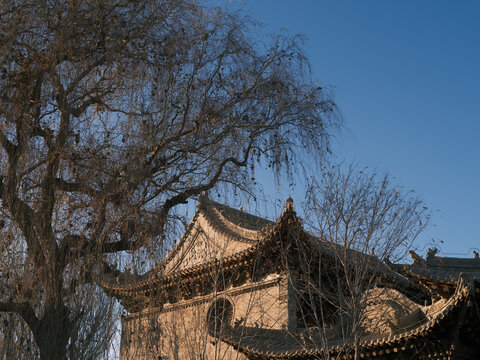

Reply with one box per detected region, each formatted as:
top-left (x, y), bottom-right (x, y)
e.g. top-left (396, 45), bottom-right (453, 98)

top-left (218, 1), bottom-right (480, 257)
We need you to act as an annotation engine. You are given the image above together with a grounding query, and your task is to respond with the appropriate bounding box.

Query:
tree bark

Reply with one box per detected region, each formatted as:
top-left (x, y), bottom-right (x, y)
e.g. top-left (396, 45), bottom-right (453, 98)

top-left (33, 305), bottom-right (71, 360)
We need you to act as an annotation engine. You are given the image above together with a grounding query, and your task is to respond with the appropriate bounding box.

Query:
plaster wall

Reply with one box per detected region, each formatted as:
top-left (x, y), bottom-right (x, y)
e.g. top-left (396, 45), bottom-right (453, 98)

top-left (120, 277), bottom-right (291, 360)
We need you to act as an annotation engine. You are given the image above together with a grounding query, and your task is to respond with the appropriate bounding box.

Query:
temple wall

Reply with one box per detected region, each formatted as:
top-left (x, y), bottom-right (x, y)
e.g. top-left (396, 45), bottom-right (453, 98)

top-left (120, 276), bottom-right (291, 360)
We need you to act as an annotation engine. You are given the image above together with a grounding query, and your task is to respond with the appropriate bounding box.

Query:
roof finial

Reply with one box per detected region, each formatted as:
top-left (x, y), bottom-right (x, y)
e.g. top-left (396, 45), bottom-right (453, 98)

top-left (197, 192), bottom-right (209, 208)
top-left (286, 197), bottom-right (294, 211)
top-left (426, 248), bottom-right (438, 262)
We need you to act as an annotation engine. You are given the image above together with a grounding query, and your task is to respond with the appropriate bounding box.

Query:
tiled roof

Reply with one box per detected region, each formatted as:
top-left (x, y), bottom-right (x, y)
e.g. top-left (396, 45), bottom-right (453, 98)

top-left (97, 197), bottom-right (406, 299)
top-left (198, 195), bottom-right (273, 243)
top-left (217, 278), bottom-right (473, 359)
top-left (160, 195), bottom-right (273, 272)
top-left (395, 250), bottom-right (480, 283)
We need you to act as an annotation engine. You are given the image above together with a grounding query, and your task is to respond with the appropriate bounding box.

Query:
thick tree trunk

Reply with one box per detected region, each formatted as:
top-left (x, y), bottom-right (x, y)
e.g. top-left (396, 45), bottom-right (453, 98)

top-left (33, 305), bottom-right (71, 360)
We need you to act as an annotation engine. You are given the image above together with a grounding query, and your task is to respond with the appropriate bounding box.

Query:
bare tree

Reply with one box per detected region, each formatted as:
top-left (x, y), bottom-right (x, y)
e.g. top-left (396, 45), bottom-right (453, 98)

top-left (0, 0), bottom-right (340, 358)
top-left (286, 165), bottom-right (430, 359)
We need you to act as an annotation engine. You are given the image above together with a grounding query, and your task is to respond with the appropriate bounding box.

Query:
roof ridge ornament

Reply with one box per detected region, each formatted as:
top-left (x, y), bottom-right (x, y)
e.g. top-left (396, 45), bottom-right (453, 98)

top-left (286, 197), bottom-right (294, 211)
top-left (426, 248), bottom-right (439, 262)
top-left (282, 197), bottom-right (298, 220)
top-left (197, 192), bottom-right (210, 208)
top-left (408, 250), bottom-right (426, 265)
top-left (277, 196), bottom-right (301, 228)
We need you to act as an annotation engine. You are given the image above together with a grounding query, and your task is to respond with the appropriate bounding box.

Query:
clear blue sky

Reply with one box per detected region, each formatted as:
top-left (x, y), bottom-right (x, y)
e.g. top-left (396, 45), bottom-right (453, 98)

top-left (217, 1), bottom-right (480, 258)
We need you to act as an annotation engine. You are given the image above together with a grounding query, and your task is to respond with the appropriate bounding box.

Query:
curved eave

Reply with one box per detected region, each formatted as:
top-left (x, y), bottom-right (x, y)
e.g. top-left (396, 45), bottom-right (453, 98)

top-left (99, 241), bottom-right (261, 299)
top-left (394, 263), bottom-right (480, 291)
top-left (220, 279), bottom-right (473, 359)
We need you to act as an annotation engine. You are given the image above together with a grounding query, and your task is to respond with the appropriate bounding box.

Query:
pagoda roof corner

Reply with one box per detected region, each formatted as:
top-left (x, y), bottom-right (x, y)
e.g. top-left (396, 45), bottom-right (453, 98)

top-left (399, 250), bottom-right (480, 285)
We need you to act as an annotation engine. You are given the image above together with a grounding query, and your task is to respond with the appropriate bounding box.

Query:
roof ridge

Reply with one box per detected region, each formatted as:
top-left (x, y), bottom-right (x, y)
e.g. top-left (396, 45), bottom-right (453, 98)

top-left (198, 195), bottom-right (273, 244)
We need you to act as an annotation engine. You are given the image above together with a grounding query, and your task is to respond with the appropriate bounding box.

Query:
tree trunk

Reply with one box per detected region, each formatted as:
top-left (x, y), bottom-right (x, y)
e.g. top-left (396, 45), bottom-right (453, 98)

top-left (33, 305), bottom-right (71, 360)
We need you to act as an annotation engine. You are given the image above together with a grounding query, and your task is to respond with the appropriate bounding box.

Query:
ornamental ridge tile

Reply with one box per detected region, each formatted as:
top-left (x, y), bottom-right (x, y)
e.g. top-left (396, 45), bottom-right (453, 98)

top-left (396, 251), bottom-right (480, 284)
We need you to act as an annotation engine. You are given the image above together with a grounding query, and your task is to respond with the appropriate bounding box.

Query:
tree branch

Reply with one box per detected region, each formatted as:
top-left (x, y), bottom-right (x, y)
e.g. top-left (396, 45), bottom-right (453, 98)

top-left (2, 175), bottom-right (43, 266)
top-left (54, 178), bottom-right (101, 197)
top-left (0, 300), bottom-right (39, 331)
top-left (161, 139), bottom-right (253, 216)
top-left (0, 131), bottom-right (17, 159)
top-left (100, 237), bottom-right (139, 254)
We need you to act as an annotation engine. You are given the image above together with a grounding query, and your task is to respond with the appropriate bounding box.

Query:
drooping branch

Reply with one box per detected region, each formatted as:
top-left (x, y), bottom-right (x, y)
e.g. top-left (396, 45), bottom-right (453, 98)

top-left (99, 141), bottom-right (254, 255)
top-left (161, 147), bottom-right (253, 215)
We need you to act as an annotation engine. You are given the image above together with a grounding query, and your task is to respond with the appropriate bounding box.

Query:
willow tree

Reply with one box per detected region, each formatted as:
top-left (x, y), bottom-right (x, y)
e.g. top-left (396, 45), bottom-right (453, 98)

top-left (0, 0), bottom-right (339, 359)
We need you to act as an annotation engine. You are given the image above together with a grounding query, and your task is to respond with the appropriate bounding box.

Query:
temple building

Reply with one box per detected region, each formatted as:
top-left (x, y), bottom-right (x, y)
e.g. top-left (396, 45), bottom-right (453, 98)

top-left (98, 196), bottom-right (480, 360)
